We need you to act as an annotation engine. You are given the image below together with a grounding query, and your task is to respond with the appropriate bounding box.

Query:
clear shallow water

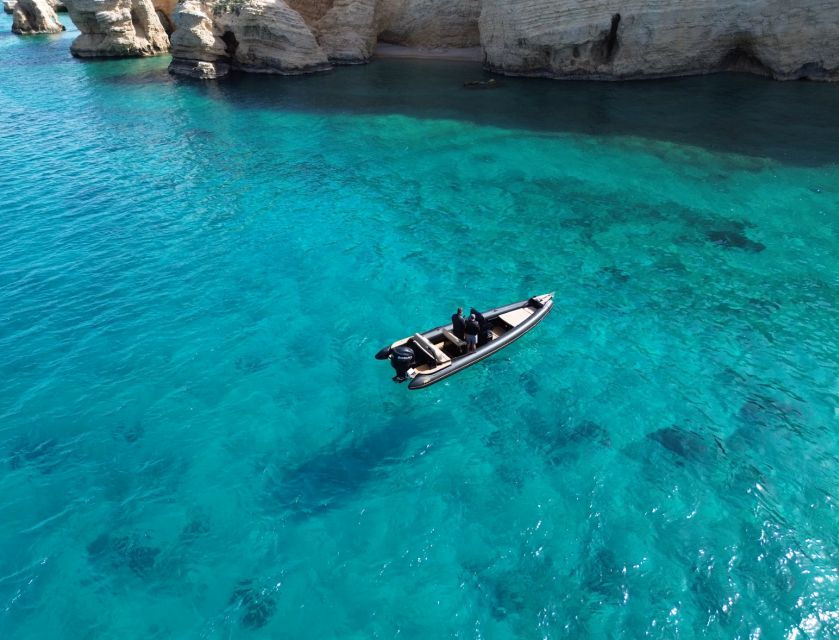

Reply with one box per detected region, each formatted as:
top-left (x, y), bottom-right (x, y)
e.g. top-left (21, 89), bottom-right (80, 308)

top-left (2, 13), bottom-right (839, 639)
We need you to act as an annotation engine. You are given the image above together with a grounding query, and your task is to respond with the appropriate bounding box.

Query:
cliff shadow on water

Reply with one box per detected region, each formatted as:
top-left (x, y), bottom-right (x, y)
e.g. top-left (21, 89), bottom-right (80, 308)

top-left (163, 58), bottom-right (839, 167)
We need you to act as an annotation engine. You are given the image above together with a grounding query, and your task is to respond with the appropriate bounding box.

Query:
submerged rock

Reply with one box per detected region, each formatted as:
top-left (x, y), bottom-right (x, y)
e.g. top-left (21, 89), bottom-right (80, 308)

top-left (648, 426), bottom-right (710, 462)
top-left (645, 426), bottom-right (726, 467)
top-left (533, 419), bottom-right (611, 466)
top-left (479, 0), bottom-right (839, 81)
top-left (707, 229), bottom-right (766, 252)
top-left (11, 0), bottom-right (65, 34)
top-left (600, 265), bottom-right (630, 282)
top-left (464, 545), bottom-right (558, 624)
top-left (8, 436), bottom-right (68, 474)
top-left (87, 532), bottom-right (161, 577)
top-left (235, 353), bottom-right (272, 374)
top-left (735, 393), bottom-right (803, 441)
top-left (266, 415), bottom-right (431, 518)
top-left (229, 579), bottom-right (278, 629)
top-left (126, 544), bottom-right (161, 576)
top-left (112, 420), bottom-right (144, 443)
top-left (64, 0), bottom-right (170, 57)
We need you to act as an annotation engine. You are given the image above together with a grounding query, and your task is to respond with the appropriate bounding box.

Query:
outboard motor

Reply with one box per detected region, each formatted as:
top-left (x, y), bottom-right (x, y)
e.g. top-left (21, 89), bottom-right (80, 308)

top-left (389, 345), bottom-right (415, 382)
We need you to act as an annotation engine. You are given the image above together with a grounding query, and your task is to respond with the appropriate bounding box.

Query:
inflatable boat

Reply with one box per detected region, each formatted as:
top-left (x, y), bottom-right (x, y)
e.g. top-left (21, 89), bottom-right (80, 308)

top-left (375, 293), bottom-right (553, 390)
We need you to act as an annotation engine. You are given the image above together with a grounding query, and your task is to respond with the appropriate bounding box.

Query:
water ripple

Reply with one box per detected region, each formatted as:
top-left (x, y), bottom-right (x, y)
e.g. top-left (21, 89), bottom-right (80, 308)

top-left (1, 10), bottom-right (839, 639)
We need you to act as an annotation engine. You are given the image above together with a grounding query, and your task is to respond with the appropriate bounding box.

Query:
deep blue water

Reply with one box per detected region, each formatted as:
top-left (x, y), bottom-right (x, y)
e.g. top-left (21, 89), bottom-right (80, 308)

top-left (2, 14), bottom-right (839, 639)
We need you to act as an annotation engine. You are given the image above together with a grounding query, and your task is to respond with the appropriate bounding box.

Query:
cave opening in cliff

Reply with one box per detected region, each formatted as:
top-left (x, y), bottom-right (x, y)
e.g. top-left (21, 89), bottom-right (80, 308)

top-left (721, 44), bottom-right (772, 77)
top-left (222, 31), bottom-right (239, 58)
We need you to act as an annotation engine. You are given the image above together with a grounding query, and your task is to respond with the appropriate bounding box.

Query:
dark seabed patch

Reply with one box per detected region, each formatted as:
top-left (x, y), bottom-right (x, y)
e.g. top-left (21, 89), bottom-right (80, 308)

top-left (112, 421), bottom-right (144, 443)
top-left (535, 420), bottom-right (612, 466)
top-left (519, 370), bottom-right (540, 396)
top-left (620, 426), bottom-right (727, 483)
top-left (576, 546), bottom-right (626, 602)
top-left (646, 426), bottom-right (725, 465)
top-left (464, 549), bottom-right (558, 624)
top-left (265, 415), bottom-right (434, 518)
top-left (235, 353), bottom-right (273, 375)
top-left (600, 266), bottom-right (631, 282)
top-left (229, 579), bottom-right (278, 629)
top-left (707, 229), bottom-right (766, 252)
top-left (87, 532), bottom-right (161, 577)
top-left (207, 61), bottom-right (839, 167)
top-left (101, 68), bottom-right (174, 87)
top-left (179, 513), bottom-right (211, 542)
top-left (737, 392), bottom-right (802, 431)
top-left (7, 436), bottom-right (71, 474)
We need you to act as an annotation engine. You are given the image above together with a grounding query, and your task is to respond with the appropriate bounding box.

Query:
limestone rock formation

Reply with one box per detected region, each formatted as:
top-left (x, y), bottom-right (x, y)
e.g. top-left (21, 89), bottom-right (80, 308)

top-left (5, 0), bottom-right (65, 14)
top-left (169, 0), bottom-right (481, 74)
top-left (103, 0), bottom-right (837, 81)
top-left (376, 0), bottom-right (480, 48)
top-left (153, 0), bottom-right (176, 32)
top-left (479, 0), bottom-right (839, 81)
top-left (314, 0), bottom-right (377, 63)
top-left (11, 0), bottom-right (65, 33)
top-left (169, 0), bottom-right (331, 78)
top-left (64, 0), bottom-right (170, 57)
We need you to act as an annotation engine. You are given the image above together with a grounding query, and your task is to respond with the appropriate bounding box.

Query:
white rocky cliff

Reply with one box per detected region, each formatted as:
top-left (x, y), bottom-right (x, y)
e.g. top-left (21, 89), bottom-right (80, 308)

top-left (479, 0), bottom-right (839, 80)
top-left (62, 0), bottom-right (172, 57)
top-left (168, 0), bottom-right (481, 77)
top-left (5, 0), bottom-right (66, 14)
top-left (11, 0), bottom-right (64, 33)
top-left (169, 0), bottom-right (330, 78)
top-left (56, 0), bottom-right (839, 81)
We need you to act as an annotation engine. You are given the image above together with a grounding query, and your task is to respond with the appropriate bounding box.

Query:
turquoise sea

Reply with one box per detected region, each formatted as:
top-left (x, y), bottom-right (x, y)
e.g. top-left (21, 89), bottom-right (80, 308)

top-left (2, 14), bottom-right (839, 639)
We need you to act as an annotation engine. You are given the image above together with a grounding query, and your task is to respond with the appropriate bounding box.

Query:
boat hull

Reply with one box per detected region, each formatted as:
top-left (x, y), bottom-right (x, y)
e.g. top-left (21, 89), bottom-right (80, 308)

top-left (374, 293), bottom-right (554, 390)
top-left (407, 295), bottom-right (553, 389)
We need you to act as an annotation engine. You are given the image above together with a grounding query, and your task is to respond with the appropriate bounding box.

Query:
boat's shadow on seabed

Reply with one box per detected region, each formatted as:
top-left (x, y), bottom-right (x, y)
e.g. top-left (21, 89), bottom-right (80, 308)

top-left (262, 410), bottom-right (444, 520)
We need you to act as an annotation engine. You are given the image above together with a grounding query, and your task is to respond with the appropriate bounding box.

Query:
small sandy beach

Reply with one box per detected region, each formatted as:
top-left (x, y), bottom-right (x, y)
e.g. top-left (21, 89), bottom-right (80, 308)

top-left (373, 43), bottom-right (483, 62)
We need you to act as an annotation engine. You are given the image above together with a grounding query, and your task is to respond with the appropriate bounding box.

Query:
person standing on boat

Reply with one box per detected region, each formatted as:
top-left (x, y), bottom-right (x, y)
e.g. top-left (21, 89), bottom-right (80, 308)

top-left (471, 307), bottom-right (491, 346)
top-left (465, 314), bottom-right (480, 352)
top-left (452, 307), bottom-right (466, 339)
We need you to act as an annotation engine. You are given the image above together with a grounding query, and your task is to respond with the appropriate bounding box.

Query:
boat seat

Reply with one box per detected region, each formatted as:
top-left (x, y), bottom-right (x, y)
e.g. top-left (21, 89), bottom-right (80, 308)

top-left (441, 328), bottom-right (466, 350)
top-left (413, 333), bottom-right (450, 365)
top-left (499, 307), bottom-right (534, 328)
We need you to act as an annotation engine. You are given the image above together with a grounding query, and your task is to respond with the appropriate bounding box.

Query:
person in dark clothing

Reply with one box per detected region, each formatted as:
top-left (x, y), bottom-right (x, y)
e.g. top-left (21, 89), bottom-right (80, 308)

top-left (451, 307), bottom-right (465, 339)
top-left (470, 308), bottom-right (493, 346)
top-left (471, 308), bottom-right (487, 330)
top-left (464, 314), bottom-right (480, 352)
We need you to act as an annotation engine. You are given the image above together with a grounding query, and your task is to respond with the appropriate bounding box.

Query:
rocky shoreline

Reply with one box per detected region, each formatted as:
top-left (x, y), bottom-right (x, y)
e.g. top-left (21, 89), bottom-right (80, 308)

top-left (8, 0), bottom-right (65, 34)
top-left (9, 0), bottom-right (839, 82)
